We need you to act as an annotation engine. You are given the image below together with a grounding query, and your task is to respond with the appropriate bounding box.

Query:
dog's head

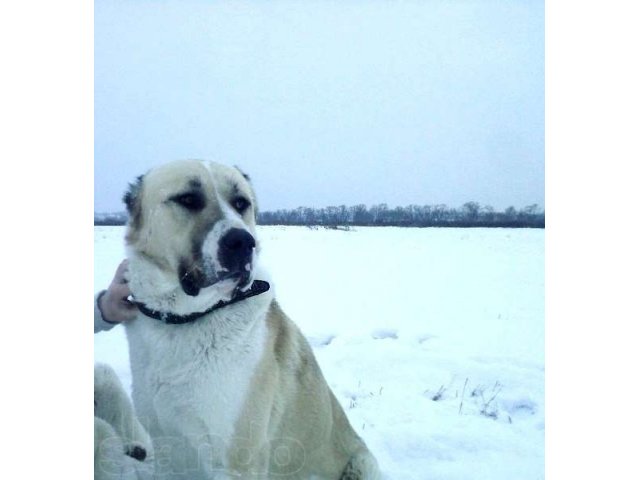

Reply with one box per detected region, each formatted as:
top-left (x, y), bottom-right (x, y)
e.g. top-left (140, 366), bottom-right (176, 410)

top-left (123, 160), bottom-right (262, 314)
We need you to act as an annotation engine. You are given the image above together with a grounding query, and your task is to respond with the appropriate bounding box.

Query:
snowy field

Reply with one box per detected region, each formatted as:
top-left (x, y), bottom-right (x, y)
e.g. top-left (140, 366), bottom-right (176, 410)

top-left (94, 225), bottom-right (544, 480)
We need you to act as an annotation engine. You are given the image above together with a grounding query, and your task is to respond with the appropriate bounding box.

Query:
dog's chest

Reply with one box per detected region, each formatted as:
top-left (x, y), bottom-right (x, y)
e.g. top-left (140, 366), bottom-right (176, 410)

top-left (126, 314), bottom-right (268, 471)
top-left (154, 346), bottom-right (258, 436)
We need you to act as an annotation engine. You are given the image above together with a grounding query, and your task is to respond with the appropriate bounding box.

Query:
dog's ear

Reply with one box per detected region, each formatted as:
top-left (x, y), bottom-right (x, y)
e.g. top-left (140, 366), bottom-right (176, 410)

top-left (123, 175), bottom-right (144, 231)
top-left (234, 165), bottom-right (251, 183)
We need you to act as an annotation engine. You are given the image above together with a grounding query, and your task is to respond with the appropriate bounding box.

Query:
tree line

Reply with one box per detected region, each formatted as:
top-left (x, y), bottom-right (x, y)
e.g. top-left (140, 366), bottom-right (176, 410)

top-left (258, 202), bottom-right (543, 228)
top-left (95, 202), bottom-right (544, 228)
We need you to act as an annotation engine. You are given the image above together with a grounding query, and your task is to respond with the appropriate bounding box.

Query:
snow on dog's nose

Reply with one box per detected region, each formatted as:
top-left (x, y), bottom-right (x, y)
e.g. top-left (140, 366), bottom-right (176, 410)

top-left (218, 228), bottom-right (256, 281)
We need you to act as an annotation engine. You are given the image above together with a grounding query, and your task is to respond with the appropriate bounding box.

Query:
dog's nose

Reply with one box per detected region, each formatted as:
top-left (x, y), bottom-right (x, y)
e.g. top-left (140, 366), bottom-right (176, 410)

top-left (221, 228), bottom-right (255, 253)
top-left (219, 228), bottom-right (255, 271)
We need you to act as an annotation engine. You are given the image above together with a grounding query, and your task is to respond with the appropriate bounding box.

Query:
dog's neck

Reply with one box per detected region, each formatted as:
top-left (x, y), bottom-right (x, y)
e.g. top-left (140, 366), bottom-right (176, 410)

top-left (132, 279), bottom-right (271, 325)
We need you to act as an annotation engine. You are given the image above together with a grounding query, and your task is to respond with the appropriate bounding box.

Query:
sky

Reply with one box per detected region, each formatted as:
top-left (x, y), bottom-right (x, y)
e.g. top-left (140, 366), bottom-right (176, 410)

top-left (95, 0), bottom-right (544, 214)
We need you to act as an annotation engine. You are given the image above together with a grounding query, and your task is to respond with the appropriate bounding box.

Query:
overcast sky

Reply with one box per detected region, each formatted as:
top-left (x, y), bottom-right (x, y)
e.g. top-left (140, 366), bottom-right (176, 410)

top-left (95, 0), bottom-right (544, 214)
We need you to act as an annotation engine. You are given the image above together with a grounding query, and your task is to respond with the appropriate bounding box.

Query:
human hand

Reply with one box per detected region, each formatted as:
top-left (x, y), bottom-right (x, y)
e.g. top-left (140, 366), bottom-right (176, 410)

top-left (99, 260), bottom-right (138, 324)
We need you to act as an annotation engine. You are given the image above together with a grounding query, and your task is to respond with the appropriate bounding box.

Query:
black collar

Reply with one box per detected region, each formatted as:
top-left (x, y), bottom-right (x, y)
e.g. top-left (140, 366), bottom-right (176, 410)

top-left (132, 280), bottom-right (271, 325)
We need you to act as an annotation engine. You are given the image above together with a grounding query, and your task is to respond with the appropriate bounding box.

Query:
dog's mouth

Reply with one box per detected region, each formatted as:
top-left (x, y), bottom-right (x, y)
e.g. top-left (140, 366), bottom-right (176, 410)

top-left (179, 261), bottom-right (252, 297)
top-left (205, 270), bottom-right (252, 289)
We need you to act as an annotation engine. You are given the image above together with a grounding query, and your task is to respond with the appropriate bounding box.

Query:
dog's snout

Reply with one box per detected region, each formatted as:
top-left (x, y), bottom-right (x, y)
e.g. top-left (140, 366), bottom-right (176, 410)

top-left (219, 229), bottom-right (255, 272)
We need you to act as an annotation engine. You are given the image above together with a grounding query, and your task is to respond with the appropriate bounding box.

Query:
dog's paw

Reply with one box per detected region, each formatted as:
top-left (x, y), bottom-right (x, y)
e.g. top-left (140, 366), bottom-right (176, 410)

top-left (125, 443), bottom-right (147, 462)
top-left (95, 363), bottom-right (154, 460)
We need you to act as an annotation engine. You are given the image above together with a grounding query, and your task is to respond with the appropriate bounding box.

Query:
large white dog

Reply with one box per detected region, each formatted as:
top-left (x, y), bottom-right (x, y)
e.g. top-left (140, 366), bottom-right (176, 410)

top-left (122, 160), bottom-right (380, 479)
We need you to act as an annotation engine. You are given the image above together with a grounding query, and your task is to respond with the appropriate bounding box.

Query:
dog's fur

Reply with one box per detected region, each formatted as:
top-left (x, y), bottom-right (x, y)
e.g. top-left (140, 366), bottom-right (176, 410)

top-left (94, 363), bottom-right (154, 480)
top-left (122, 160), bottom-right (380, 479)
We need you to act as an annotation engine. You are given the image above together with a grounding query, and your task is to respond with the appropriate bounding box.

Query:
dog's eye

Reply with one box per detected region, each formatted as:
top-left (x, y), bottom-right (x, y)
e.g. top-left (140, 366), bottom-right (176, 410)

top-left (171, 193), bottom-right (205, 212)
top-left (231, 196), bottom-right (250, 213)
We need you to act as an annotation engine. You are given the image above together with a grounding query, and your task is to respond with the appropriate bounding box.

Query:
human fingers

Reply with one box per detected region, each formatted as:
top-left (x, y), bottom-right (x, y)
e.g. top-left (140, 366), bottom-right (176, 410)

top-left (114, 260), bottom-right (130, 284)
top-left (111, 282), bottom-right (132, 302)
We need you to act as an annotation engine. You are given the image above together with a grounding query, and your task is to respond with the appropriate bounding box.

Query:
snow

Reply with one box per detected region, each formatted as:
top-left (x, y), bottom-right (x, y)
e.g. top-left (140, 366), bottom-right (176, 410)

top-left (95, 225), bottom-right (544, 479)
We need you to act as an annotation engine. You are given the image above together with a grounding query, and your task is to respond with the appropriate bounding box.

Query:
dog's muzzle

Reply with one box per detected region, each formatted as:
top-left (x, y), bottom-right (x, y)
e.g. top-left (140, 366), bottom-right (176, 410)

top-left (178, 228), bottom-right (256, 297)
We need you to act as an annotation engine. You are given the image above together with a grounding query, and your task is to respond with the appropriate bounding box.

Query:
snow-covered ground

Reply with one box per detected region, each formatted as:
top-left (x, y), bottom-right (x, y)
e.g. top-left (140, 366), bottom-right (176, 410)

top-left (94, 226), bottom-right (544, 480)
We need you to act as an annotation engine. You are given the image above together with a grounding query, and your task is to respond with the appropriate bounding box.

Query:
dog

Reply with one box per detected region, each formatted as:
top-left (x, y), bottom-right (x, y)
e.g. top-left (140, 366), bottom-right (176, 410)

top-left (121, 160), bottom-right (380, 479)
